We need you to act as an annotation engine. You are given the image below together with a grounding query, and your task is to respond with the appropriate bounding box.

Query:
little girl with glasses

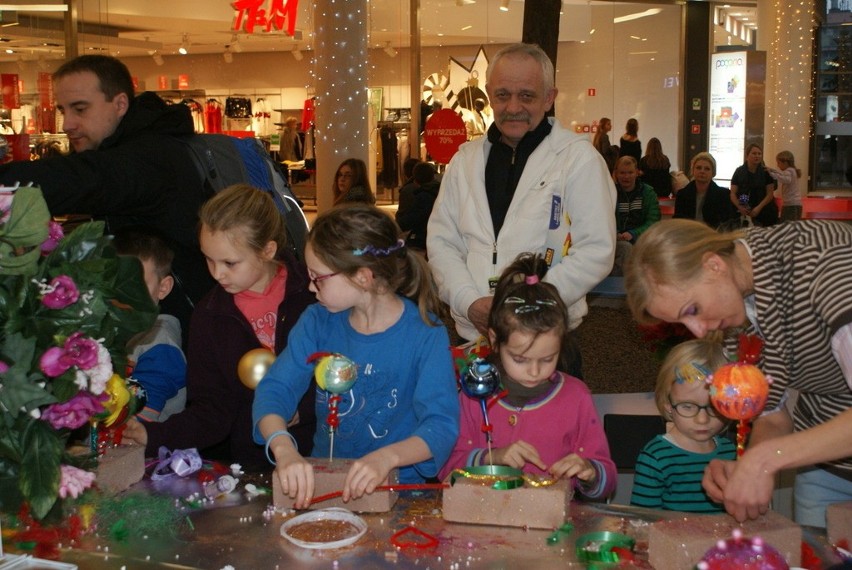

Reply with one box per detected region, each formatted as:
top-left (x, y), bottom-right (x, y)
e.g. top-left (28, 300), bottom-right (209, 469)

top-left (253, 204), bottom-right (459, 508)
top-left (631, 338), bottom-right (736, 512)
top-left (438, 253), bottom-right (616, 500)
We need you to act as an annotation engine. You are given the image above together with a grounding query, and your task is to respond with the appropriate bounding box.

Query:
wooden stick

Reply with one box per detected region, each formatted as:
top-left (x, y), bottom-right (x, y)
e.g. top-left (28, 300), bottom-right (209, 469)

top-left (309, 483), bottom-right (448, 505)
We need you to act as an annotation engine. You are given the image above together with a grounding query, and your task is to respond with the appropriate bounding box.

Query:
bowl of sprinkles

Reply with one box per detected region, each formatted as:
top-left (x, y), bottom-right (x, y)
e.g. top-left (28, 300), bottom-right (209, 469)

top-left (281, 508), bottom-right (368, 549)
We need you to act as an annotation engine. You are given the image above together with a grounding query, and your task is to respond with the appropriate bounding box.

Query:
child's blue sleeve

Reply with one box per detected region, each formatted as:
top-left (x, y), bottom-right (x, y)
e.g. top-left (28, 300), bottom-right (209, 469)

top-left (252, 307), bottom-right (318, 445)
top-left (131, 344), bottom-right (186, 420)
top-left (409, 323), bottom-right (460, 478)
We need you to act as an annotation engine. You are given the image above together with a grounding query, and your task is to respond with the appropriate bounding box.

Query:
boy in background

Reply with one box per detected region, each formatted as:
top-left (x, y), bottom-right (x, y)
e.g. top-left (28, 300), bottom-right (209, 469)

top-left (114, 227), bottom-right (187, 422)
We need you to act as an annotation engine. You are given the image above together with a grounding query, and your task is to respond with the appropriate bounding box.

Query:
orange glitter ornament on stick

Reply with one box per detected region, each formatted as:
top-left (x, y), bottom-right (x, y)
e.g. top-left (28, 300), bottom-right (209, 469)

top-left (706, 335), bottom-right (770, 456)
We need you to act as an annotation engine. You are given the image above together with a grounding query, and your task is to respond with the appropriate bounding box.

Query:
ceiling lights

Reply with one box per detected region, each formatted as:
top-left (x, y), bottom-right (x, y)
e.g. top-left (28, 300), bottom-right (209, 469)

top-left (456, 0), bottom-right (476, 5)
top-left (383, 41), bottom-right (397, 57)
top-left (178, 34), bottom-right (188, 55)
top-left (291, 45), bottom-right (303, 61)
top-left (499, 0), bottom-right (510, 12)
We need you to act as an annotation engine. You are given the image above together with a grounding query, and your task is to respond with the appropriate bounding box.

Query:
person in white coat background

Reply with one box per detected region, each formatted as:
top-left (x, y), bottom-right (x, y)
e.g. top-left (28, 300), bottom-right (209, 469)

top-left (427, 42), bottom-right (616, 372)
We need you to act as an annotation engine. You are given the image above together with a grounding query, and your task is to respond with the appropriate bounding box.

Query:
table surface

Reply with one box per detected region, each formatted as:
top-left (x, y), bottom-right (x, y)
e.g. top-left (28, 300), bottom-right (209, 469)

top-left (28, 472), bottom-right (840, 570)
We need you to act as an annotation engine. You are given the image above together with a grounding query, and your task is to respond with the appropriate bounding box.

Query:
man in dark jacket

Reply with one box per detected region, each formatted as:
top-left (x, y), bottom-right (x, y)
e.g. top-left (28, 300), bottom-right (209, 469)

top-left (395, 161), bottom-right (440, 252)
top-left (0, 55), bottom-right (214, 339)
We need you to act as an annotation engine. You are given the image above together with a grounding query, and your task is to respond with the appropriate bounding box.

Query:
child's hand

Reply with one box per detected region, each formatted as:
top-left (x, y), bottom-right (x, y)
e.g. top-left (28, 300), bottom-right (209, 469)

top-left (343, 448), bottom-right (395, 502)
top-left (273, 448), bottom-right (314, 509)
top-left (122, 417), bottom-right (147, 446)
top-left (550, 453), bottom-right (596, 484)
top-left (488, 441), bottom-right (547, 471)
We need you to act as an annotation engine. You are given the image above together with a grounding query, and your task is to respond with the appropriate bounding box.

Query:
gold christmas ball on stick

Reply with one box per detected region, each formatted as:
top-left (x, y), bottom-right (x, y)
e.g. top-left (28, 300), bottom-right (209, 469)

top-left (238, 348), bottom-right (276, 389)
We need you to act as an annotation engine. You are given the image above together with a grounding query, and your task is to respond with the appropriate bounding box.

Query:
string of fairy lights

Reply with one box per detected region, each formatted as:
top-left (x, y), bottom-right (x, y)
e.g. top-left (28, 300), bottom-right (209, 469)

top-left (312, 0), bottom-right (370, 166)
top-left (766, 0), bottom-right (816, 156)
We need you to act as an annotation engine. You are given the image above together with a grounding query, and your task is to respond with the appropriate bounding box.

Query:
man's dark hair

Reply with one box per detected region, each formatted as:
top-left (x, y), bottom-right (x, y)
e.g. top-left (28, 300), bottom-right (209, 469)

top-left (413, 162), bottom-right (436, 185)
top-left (53, 55), bottom-right (134, 102)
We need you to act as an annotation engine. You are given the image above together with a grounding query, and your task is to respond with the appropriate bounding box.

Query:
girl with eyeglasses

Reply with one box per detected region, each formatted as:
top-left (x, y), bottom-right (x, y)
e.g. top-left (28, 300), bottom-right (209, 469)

top-left (630, 338), bottom-right (736, 512)
top-left (253, 204), bottom-right (458, 508)
top-left (439, 253), bottom-right (616, 501)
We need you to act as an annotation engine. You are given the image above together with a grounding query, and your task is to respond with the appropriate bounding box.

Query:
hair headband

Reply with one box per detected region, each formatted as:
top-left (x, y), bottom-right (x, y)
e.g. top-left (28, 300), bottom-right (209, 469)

top-left (353, 239), bottom-right (405, 257)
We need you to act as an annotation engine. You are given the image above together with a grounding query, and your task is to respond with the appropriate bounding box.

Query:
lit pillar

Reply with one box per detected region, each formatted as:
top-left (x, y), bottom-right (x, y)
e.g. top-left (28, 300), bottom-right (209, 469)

top-left (763, 0), bottom-right (815, 192)
top-left (313, 0), bottom-right (370, 211)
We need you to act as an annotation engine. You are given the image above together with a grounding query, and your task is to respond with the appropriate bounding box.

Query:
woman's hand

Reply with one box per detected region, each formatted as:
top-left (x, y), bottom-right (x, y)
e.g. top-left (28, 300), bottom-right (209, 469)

top-left (702, 456), bottom-right (774, 522)
top-left (487, 440), bottom-right (547, 471)
top-left (550, 453), bottom-right (596, 484)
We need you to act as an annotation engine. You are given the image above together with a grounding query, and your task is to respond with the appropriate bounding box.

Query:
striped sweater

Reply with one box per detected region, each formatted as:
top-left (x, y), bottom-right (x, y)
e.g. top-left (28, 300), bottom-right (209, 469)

top-left (735, 220), bottom-right (852, 477)
top-left (631, 434), bottom-right (736, 512)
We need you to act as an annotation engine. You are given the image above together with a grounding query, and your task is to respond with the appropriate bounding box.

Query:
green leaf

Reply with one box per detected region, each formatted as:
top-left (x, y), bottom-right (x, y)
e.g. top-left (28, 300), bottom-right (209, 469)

top-left (20, 420), bottom-right (62, 520)
top-left (0, 186), bottom-right (50, 276)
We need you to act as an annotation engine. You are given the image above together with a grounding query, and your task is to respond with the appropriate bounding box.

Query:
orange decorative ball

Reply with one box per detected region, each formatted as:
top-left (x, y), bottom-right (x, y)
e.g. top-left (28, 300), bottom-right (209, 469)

top-left (708, 363), bottom-right (770, 421)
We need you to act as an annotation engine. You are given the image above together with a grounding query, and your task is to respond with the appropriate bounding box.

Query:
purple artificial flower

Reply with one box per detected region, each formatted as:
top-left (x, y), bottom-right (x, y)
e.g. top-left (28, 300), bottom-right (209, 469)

top-left (40, 220), bottom-right (64, 254)
top-left (41, 275), bottom-right (79, 310)
top-left (0, 360), bottom-right (8, 374)
top-left (41, 391), bottom-right (107, 430)
top-left (58, 465), bottom-right (96, 499)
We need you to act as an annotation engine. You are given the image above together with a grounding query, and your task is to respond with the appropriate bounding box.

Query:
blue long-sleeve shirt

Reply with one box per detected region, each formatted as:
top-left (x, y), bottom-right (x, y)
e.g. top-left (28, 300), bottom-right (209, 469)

top-left (253, 298), bottom-right (460, 483)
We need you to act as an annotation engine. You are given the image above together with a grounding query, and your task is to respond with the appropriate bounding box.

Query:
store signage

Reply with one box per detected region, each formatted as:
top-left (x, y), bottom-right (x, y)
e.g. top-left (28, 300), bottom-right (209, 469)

top-left (232, 0), bottom-right (300, 36)
top-left (708, 51), bottom-right (747, 183)
top-left (1, 74), bottom-right (19, 109)
top-left (424, 109), bottom-right (466, 164)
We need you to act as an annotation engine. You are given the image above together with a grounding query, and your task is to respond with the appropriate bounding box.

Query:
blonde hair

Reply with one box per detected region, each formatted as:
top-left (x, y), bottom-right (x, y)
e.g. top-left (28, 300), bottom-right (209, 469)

top-left (198, 183), bottom-right (287, 262)
top-left (776, 150), bottom-right (802, 178)
top-left (654, 337), bottom-right (728, 416)
top-left (690, 151), bottom-right (717, 178)
top-left (624, 219), bottom-right (745, 325)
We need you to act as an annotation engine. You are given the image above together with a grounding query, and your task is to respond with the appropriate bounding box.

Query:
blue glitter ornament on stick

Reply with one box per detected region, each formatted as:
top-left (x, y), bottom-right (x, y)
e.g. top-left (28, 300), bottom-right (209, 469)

top-left (460, 357), bottom-right (501, 461)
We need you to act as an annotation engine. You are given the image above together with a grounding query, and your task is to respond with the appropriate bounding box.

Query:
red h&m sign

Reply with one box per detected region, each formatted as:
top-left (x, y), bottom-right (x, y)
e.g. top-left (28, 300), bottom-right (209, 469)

top-left (1, 74), bottom-right (20, 109)
top-left (232, 0), bottom-right (299, 36)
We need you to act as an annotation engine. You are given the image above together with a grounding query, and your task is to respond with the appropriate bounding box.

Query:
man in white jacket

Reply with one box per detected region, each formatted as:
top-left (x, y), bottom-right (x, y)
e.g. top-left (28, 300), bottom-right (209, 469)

top-left (427, 43), bottom-right (616, 344)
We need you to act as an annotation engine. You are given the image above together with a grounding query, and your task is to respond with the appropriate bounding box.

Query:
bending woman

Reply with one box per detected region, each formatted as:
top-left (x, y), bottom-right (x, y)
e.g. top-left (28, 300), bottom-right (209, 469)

top-left (624, 218), bottom-right (852, 527)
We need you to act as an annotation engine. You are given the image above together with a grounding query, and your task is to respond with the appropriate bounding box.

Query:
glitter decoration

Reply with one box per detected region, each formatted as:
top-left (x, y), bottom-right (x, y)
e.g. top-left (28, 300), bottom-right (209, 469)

top-left (697, 528), bottom-right (789, 569)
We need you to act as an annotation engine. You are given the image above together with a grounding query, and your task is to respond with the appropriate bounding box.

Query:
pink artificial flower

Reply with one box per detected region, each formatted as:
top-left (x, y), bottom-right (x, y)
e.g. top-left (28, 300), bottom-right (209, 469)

top-left (0, 361), bottom-right (8, 374)
top-left (40, 220), bottom-right (65, 254)
top-left (39, 333), bottom-right (101, 378)
top-left (62, 332), bottom-right (100, 371)
top-left (39, 346), bottom-right (70, 378)
top-left (41, 391), bottom-right (107, 430)
top-left (41, 275), bottom-right (79, 310)
top-left (0, 192), bottom-right (12, 224)
top-left (58, 465), bottom-right (96, 499)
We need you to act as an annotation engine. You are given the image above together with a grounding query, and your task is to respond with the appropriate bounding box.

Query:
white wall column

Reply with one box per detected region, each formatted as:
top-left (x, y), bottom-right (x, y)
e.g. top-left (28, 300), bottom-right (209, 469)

top-left (313, 0), bottom-right (370, 211)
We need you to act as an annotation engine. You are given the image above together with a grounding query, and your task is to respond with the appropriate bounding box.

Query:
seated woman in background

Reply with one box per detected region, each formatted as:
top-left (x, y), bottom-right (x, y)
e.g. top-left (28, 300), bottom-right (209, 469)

top-left (730, 143), bottom-right (778, 227)
top-left (639, 137), bottom-right (673, 198)
top-left (619, 118), bottom-right (642, 164)
top-left (333, 158), bottom-right (376, 205)
top-left (673, 152), bottom-right (736, 229)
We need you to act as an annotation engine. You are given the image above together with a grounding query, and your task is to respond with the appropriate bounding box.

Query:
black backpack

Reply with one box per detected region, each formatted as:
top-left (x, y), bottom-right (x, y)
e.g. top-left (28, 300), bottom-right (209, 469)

top-left (178, 133), bottom-right (309, 261)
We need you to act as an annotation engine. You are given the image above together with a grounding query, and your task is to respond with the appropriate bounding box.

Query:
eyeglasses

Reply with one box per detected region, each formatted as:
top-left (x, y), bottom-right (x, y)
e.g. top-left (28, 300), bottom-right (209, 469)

top-left (337, 172), bottom-right (354, 179)
top-left (668, 399), bottom-right (720, 419)
top-left (309, 271), bottom-right (339, 289)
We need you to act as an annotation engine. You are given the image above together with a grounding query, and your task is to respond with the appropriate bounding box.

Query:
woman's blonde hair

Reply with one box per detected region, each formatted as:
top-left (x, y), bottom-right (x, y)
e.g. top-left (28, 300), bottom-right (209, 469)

top-left (654, 336), bottom-right (728, 417)
top-left (690, 151), bottom-right (717, 178)
top-left (624, 219), bottom-right (745, 325)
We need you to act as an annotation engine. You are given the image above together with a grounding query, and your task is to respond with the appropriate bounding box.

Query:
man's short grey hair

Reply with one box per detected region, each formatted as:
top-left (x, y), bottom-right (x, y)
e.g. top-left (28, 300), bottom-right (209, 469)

top-left (486, 43), bottom-right (555, 94)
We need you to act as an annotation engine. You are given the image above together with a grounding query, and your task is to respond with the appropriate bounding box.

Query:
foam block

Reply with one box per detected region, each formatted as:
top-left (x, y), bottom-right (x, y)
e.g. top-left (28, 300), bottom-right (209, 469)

top-left (648, 511), bottom-right (801, 569)
top-left (442, 477), bottom-right (572, 529)
top-left (827, 501), bottom-right (852, 546)
top-left (272, 457), bottom-right (398, 512)
top-left (96, 444), bottom-right (145, 493)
